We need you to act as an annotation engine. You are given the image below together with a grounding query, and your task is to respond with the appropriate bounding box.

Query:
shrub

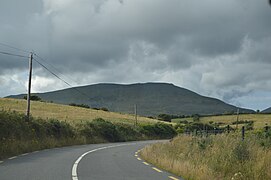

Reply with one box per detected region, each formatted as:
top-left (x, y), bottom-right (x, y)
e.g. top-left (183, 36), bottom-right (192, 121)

top-left (69, 103), bottom-right (90, 109)
top-left (140, 123), bottom-right (177, 138)
top-left (81, 118), bottom-right (121, 142)
top-left (23, 95), bottom-right (42, 101)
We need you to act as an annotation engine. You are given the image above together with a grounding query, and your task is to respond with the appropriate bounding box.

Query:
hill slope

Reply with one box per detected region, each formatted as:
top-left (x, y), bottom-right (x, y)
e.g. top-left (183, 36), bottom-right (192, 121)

top-left (262, 107), bottom-right (271, 113)
top-left (8, 83), bottom-right (254, 116)
top-left (0, 98), bottom-right (158, 125)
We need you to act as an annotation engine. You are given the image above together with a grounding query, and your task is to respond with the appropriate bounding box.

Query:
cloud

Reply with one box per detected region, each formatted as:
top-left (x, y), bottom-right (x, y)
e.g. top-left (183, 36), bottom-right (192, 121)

top-left (0, 0), bottom-right (271, 110)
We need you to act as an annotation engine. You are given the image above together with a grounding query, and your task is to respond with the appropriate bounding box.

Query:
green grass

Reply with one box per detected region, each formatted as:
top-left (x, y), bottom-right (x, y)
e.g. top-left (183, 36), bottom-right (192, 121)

top-left (0, 98), bottom-right (161, 126)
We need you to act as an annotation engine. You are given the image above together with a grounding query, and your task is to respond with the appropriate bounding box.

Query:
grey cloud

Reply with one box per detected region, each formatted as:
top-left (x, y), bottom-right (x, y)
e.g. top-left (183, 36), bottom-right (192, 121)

top-left (0, 0), bottom-right (271, 109)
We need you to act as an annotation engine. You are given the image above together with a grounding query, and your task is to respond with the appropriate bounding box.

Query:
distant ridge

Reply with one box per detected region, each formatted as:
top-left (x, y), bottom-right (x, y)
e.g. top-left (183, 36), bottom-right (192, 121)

top-left (7, 82), bottom-right (254, 116)
top-left (262, 107), bottom-right (271, 114)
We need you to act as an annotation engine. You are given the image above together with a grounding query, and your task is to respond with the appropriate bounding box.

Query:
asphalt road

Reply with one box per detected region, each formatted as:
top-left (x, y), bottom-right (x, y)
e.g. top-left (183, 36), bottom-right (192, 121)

top-left (0, 141), bottom-right (182, 180)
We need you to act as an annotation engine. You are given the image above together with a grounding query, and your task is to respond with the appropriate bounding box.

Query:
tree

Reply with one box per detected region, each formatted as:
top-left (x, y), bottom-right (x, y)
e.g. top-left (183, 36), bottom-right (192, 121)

top-left (23, 95), bottom-right (42, 101)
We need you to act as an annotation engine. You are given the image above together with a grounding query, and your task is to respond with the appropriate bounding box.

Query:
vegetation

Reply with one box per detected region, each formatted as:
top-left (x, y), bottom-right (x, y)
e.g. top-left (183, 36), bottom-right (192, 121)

top-left (69, 103), bottom-right (90, 109)
top-left (23, 95), bottom-right (42, 101)
top-left (0, 110), bottom-right (176, 160)
top-left (0, 98), bottom-right (161, 126)
top-left (172, 113), bottom-right (271, 130)
top-left (141, 133), bottom-right (271, 180)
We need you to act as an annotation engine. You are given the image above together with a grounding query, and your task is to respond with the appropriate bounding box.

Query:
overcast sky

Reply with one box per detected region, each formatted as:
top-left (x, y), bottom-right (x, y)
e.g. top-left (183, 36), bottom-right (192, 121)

top-left (0, 0), bottom-right (271, 110)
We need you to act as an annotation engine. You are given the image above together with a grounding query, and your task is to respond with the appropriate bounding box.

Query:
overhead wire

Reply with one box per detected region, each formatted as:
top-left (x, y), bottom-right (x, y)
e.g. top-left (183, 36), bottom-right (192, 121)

top-left (0, 51), bottom-right (29, 59)
top-left (33, 53), bottom-right (79, 85)
top-left (33, 57), bottom-right (92, 100)
top-left (0, 42), bottom-right (30, 54)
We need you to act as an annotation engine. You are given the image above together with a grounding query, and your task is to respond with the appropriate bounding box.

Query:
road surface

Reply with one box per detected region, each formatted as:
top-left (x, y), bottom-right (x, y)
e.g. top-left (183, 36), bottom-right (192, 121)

top-left (0, 141), bottom-right (182, 180)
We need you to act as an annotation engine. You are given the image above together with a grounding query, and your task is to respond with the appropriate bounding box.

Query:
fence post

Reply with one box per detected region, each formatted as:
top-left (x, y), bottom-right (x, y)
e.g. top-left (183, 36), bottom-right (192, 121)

top-left (242, 126), bottom-right (245, 141)
top-left (227, 125), bottom-right (230, 134)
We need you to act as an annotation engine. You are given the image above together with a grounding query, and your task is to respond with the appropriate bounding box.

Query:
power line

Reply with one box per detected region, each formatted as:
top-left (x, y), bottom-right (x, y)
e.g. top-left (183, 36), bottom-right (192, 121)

top-left (33, 53), bottom-right (79, 85)
top-left (0, 42), bottom-right (30, 54)
top-left (33, 58), bottom-right (92, 100)
top-left (0, 51), bottom-right (29, 59)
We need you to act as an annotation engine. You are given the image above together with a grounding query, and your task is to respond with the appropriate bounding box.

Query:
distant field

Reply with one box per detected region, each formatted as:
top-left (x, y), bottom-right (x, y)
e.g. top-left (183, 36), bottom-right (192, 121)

top-left (172, 114), bottom-right (271, 129)
top-left (0, 98), bottom-right (160, 125)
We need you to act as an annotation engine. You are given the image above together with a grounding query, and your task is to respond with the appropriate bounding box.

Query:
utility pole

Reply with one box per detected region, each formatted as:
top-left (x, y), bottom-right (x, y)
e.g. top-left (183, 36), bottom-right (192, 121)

top-left (26, 52), bottom-right (33, 121)
top-left (134, 104), bottom-right (137, 126)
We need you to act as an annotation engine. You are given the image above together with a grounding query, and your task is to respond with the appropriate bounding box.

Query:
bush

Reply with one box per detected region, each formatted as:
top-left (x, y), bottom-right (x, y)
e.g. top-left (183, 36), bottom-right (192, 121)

top-left (140, 123), bottom-right (177, 138)
top-left (81, 118), bottom-right (121, 142)
top-left (23, 95), bottom-right (42, 101)
top-left (69, 103), bottom-right (90, 109)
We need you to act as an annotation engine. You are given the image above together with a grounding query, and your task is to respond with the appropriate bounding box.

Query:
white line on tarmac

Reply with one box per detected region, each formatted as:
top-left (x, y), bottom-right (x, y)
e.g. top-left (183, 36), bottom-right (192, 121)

top-left (21, 153), bottom-right (29, 156)
top-left (71, 143), bottom-right (134, 180)
top-left (8, 156), bottom-right (17, 160)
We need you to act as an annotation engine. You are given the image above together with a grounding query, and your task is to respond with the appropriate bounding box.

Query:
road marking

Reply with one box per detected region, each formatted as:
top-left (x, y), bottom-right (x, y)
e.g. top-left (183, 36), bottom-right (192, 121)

top-left (0, 161), bottom-right (3, 164)
top-left (137, 157), bottom-right (142, 161)
top-left (169, 176), bottom-right (179, 180)
top-left (8, 156), bottom-right (17, 160)
top-left (33, 151), bottom-right (39, 153)
top-left (72, 143), bottom-right (134, 180)
top-left (21, 153), bottom-right (29, 156)
top-left (135, 154), bottom-right (138, 157)
top-left (152, 167), bottom-right (162, 173)
top-left (143, 162), bottom-right (149, 166)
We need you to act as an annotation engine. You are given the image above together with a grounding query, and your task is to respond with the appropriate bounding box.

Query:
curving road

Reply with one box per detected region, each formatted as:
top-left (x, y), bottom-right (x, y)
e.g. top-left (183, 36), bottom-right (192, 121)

top-left (0, 141), bottom-right (182, 180)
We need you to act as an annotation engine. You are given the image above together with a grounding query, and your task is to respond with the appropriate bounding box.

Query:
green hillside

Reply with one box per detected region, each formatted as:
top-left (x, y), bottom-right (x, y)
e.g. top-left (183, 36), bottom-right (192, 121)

top-left (8, 83), bottom-right (254, 116)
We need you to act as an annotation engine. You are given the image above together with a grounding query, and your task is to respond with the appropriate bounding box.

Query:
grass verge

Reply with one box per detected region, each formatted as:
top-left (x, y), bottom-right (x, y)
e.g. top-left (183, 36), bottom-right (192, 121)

top-left (140, 134), bottom-right (271, 180)
top-left (0, 110), bottom-right (176, 160)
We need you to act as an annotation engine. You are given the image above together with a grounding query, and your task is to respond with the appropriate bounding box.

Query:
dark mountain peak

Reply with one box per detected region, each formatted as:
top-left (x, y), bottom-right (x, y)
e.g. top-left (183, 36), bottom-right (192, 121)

top-left (7, 82), bottom-right (254, 116)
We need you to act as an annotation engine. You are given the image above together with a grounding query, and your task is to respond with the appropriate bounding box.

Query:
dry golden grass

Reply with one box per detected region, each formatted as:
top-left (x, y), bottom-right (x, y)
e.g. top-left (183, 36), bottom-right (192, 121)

top-left (200, 114), bottom-right (271, 129)
top-left (141, 134), bottom-right (271, 180)
top-left (0, 98), bottom-right (160, 125)
top-left (173, 114), bottom-right (271, 129)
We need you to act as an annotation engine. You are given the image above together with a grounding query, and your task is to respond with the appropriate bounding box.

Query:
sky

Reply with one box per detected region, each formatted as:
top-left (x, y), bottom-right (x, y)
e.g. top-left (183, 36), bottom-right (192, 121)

top-left (0, 0), bottom-right (271, 111)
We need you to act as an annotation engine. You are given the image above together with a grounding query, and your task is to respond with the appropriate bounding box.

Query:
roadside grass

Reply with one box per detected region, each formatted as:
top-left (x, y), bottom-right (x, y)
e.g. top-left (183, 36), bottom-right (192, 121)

top-left (0, 98), bottom-right (160, 126)
top-left (140, 134), bottom-right (271, 180)
top-left (172, 114), bottom-right (271, 129)
top-left (0, 110), bottom-right (176, 160)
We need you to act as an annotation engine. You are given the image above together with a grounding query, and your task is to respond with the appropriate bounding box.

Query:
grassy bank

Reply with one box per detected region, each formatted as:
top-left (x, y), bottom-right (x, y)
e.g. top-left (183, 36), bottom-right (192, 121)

top-left (0, 98), bottom-right (160, 125)
top-left (141, 134), bottom-right (271, 180)
top-left (0, 110), bottom-right (176, 160)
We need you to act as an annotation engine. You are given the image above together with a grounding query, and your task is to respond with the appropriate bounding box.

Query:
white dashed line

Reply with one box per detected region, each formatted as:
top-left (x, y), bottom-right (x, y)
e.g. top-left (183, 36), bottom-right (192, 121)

top-left (143, 162), bottom-right (149, 166)
top-left (152, 167), bottom-right (163, 173)
top-left (169, 176), bottom-right (180, 180)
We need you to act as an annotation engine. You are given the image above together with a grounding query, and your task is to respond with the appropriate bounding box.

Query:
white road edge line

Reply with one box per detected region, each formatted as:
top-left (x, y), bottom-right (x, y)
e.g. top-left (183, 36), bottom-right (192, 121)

top-left (71, 143), bottom-right (134, 180)
top-left (8, 156), bottom-right (17, 160)
top-left (21, 153), bottom-right (29, 156)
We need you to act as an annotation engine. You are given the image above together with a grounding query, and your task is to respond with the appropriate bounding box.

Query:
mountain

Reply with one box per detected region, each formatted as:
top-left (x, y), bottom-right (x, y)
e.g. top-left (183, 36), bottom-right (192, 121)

top-left (7, 83), bottom-right (254, 116)
top-left (262, 107), bottom-right (271, 114)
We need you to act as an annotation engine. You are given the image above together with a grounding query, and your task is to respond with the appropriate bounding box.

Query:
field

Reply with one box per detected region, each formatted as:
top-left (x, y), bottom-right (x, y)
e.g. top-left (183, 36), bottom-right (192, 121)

top-left (0, 98), bottom-right (160, 125)
top-left (172, 114), bottom-right (271, 129)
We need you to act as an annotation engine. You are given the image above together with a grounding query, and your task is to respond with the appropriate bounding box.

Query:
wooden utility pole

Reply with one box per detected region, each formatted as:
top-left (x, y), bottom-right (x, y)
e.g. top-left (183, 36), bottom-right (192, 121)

top-left (26, 52), bottom-right (33, 121)
top-left (134, 104), bottom-right (137, 126)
